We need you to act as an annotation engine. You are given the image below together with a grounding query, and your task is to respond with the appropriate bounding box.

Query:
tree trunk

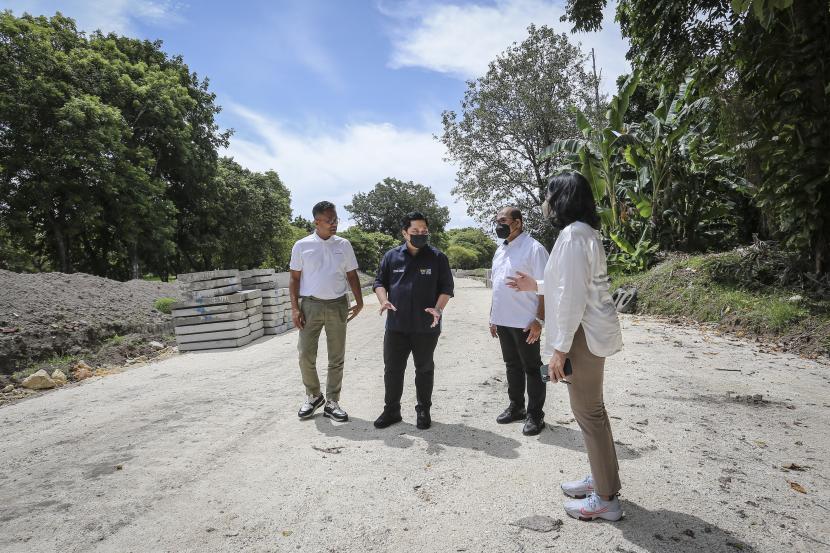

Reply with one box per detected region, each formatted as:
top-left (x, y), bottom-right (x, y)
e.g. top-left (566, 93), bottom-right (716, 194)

top-left (130, 243), bottom-right (140, 280)
top-left (49, 216), bottom-right (70, 273)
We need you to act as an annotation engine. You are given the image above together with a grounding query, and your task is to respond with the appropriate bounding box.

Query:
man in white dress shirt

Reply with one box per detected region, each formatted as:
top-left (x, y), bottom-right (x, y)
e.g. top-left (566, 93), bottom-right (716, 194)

top-left (489, 206), bottom-right (549, 435)
top-left (289, 201), bottom-right (363, 422)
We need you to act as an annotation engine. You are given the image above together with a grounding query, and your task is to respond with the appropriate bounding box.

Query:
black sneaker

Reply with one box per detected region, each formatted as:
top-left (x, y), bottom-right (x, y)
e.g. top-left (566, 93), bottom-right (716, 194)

top-left (323, 400), bottom-right (349, 422)
top-left (522, 415), bottom-right (545, 436)
top-left (496, 403), bottom-right (526, 424)
top-left (374, 410), bottom-right (403, 429)
top-left (415, 405), bottom-right (431, 430)
top-left (298, 394), bottom-right (325, 419)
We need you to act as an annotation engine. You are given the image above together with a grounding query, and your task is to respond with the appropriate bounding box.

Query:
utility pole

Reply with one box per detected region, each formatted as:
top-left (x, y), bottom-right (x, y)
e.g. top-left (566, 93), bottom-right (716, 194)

top-left (591, 48), bottom-right (601, 114)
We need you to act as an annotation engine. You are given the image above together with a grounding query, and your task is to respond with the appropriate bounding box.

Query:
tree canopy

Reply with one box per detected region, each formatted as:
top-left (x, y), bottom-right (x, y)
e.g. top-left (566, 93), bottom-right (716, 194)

top-left (440, 24), bottom-right (600, 246)
top-left (345, 177), bottom-right (451, 239)
top-left (0, 12), bottom-right (294, 279)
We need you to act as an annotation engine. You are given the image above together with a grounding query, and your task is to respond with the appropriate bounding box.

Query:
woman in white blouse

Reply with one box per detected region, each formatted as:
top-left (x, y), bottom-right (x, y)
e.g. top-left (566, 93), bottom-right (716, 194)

top-left (507, 172), bottom-right (624, 522)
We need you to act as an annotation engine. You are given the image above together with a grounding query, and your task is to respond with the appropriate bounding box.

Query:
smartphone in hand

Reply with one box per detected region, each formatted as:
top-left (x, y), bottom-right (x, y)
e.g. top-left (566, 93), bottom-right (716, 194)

top-left (540, 358), bottom-right (572, 383)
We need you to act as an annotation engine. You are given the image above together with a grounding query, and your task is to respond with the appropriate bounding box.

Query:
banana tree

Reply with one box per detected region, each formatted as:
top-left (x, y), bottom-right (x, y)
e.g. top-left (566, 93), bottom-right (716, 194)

top-left (539, 70), bottom-right (641, 234)
top-left (624, 75), bottom-right (712, 239)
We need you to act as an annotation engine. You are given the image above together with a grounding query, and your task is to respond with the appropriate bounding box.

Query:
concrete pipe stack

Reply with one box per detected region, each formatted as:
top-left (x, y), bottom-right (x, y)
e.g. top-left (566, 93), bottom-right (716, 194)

top-left (239, 269), bottom-right (294, 335)
top-left (172, 270), bottom-right (265, 351)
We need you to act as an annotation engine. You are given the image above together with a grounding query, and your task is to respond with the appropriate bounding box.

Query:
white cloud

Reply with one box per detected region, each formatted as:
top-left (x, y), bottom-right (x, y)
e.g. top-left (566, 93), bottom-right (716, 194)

top-left (385, 0), bottom-right (630, 96)
top-left (222, 103), bottom-right (476, 229)
top-left (4, 0), bottom-right (183, 35)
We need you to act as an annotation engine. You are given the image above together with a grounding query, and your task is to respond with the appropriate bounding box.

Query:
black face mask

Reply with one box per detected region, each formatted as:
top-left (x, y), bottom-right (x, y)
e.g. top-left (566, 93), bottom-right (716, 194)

top-left (495, 223), bottom-right (511, 239)
top-left (410, 234), bottom-right (429, 249)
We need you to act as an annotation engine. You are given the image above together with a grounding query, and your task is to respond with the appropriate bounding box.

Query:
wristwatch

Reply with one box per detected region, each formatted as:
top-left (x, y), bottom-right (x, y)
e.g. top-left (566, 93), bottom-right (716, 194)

top-left (535, 317), bottom-right (545, 327)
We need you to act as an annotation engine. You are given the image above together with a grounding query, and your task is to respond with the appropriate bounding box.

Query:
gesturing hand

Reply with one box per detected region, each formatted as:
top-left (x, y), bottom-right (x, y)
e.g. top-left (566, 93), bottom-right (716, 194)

top-left (425, 307), bottom-right (442, 328)
top-left (379, 300), bottom-right (397, 315)
top-left (505, 271), bottom-right (538, 292)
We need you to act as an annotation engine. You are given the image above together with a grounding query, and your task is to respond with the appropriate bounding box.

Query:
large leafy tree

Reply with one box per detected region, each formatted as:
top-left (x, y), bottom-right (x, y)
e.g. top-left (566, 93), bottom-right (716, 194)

top-left (206, 158), bottom-right (292, 271)
top-left (0, 12), bottom-right (230, 279)
top-left (440, 24), bottom-right (599, 246)
top-left (562, 1), bottom-right (830, 274)
top-left (345, 177), bottom-right (450, 239)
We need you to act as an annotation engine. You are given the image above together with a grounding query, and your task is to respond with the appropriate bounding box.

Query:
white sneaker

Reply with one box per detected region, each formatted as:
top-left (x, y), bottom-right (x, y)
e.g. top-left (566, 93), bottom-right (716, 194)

top-left (561, 475), bottom-right (594, 498)
top-left (298, 394), bottom-right (325, 419)
top-left (564, 492), bottom-right (623, 521)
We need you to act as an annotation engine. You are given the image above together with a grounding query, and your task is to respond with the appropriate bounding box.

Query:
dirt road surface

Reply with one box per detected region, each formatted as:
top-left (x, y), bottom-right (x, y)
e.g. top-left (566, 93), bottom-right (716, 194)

top-left (1, 279), bottom-right (828, 552)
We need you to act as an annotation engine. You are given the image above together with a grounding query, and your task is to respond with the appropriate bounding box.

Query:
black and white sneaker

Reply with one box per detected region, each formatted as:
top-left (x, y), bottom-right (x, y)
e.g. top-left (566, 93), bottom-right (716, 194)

top-left (323, 400), bottom-right (348, 422)
top-left (298, 394), bottom-right (325, 419)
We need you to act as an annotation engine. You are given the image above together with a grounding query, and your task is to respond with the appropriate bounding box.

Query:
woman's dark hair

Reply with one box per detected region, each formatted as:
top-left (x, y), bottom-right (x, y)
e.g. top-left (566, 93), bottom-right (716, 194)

top-left (401, 211), bottom-right (429, 231)
top-left (545, 173), bottom-right (600, 230)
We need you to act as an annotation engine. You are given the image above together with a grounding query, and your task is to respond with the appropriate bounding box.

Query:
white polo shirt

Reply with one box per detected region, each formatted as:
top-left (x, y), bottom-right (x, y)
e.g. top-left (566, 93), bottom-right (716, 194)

top-left (289, 232), bottom-right (359, 299)
top-left (490, 232), bottom-right (549, 329)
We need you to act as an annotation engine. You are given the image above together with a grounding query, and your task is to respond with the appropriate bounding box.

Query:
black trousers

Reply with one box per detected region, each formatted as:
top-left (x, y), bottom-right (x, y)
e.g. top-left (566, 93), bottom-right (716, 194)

top-left (383, 330), bottom-right (441, 414)
top-left (496, 325), bottom-right (545, 419)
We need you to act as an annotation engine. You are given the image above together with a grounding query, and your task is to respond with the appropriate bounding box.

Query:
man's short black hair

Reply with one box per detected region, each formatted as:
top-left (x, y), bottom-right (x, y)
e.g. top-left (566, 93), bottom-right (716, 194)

top-left (312, 201), bottom-right (336, 218)
top-left (500, 206), bottom-right (522, 221)
top-left (545, 172), bottom-right (600, 230)
top-left (401, 211), bottom-right (429, 231)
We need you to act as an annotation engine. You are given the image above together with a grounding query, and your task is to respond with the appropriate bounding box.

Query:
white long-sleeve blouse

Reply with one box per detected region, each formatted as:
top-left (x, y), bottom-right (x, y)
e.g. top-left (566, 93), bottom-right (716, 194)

top-left (538, 221), bottom-right (623, 358)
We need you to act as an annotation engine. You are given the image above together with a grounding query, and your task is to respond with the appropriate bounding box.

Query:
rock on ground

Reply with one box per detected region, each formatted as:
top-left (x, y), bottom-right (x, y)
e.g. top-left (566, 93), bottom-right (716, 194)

top-left (20, 369), bottom-right (55, 390)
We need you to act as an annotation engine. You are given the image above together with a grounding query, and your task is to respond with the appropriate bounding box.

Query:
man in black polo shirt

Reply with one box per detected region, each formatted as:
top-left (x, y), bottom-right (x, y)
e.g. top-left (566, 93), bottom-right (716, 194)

top-left (372, 211), bottom-right (454, 430)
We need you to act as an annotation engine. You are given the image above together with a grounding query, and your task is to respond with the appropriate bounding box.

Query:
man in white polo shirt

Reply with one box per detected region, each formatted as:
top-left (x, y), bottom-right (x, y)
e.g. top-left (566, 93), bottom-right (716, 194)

top-left (489, 206), bottom-right (549, 435)
top-left (289, 201), bottom-right (363, 422)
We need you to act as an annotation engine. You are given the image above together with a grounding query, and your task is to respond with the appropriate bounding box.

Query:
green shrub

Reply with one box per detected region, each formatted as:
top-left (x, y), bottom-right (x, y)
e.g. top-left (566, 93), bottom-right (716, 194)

top-left (446, 228), bottom-right (496, 268)
top-left (446, 245), bottom-right (479, 269)
top-left (153, 297), bottom-right (177, 314)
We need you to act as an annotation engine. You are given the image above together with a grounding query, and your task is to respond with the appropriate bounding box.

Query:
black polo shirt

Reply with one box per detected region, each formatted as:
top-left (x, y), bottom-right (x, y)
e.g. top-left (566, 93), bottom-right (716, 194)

top-left (373, 244), bottom-right (455, 334)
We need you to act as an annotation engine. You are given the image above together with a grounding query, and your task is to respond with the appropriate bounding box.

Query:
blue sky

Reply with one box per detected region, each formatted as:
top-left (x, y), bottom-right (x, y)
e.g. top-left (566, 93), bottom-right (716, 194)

top-left (5, 0), bottom-right (630, 228)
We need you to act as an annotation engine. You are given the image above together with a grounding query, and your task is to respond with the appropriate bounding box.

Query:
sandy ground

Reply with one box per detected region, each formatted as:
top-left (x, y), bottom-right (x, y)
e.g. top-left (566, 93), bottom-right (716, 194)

top-left (1, 278), bottom-right (828, 553)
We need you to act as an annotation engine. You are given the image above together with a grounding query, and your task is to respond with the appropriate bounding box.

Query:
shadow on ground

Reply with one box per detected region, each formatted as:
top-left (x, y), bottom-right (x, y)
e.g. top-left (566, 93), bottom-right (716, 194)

top-left (611, 500), bottom-right (756, 553)
top-left (314, 416), bottom-right (523, 458)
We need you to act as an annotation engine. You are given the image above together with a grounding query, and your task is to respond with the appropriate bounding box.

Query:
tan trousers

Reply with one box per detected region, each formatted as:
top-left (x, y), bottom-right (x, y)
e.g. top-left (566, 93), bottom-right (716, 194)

top-left (567, 325), bottom-right (621, 496)
top-left (297, 296), bottom-right (348, 401)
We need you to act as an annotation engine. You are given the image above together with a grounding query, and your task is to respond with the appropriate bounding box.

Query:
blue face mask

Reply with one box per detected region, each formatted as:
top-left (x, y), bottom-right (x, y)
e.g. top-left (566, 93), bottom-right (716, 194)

top-left (410, 234), bottom-right (429, 249)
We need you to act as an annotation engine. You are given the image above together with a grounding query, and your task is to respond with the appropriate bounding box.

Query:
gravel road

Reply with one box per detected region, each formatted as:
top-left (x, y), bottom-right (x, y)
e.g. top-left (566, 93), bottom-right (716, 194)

top-left (1, 278), bottom-right (827, 553)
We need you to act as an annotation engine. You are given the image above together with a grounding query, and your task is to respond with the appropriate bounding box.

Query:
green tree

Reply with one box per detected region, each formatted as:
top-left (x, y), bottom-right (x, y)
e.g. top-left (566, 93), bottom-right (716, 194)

top-left (440, 24), bottom-right (600, 247)
top-left (345, 177), bottom-right (450, 239)
top-left (206, 158), bottom-right (292, 271)
top-left (561, 1), bottom-right (830, 274)
top-left (291, 216), bottom-right (314, 233)
top-left (338, 227), bottom-right (399, 274)
top-left (0, 12), bottom-right (229, 279)
top-left (446, 245), bottom-right (479, 270)
top-left (446, 228), bottom-right (497, 268)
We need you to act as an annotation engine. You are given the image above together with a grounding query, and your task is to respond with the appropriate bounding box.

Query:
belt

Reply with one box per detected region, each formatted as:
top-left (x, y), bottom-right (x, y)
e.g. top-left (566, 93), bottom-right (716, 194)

top-left (302, 295), bottom-right (347, 303)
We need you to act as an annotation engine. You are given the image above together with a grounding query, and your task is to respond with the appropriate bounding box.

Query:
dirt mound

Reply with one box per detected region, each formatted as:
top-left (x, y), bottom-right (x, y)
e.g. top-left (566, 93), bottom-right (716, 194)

top-left (0, 270), bottom-right (184, 375)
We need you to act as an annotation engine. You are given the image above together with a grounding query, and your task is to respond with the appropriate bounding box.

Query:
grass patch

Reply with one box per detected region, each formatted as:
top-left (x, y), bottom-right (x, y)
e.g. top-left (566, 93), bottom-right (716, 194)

top-left (143, 274), bottom-right (177, 282)
top-left (13, 353), bottom-right (79, 381)
top-left (613, 252), bottom-right (830, 358)
top-left (153, 297), bottom-right (177, 314)
top-left (105, 334), bottom-right (125, 346)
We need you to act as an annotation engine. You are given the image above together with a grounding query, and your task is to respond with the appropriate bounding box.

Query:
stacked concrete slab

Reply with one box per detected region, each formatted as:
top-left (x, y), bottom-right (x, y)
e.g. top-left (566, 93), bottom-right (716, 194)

top-left (239, 269), bottom-right (294, 335)
top-left (172, 270), bottom-right (264, 351)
